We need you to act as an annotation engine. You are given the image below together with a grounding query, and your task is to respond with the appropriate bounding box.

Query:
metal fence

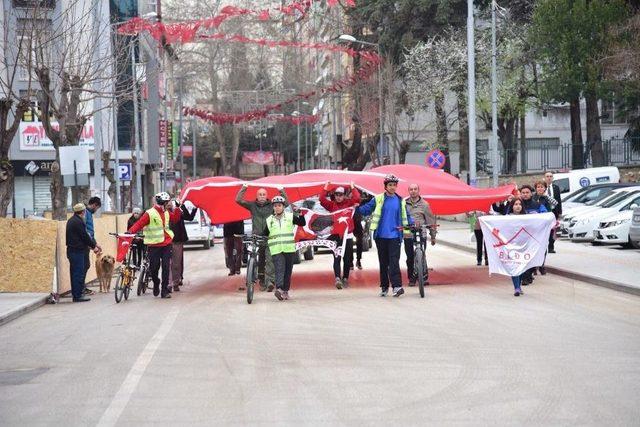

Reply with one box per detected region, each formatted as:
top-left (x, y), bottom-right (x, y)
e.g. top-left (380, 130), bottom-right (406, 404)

top-left (477, 137), bottom-right (640, 174)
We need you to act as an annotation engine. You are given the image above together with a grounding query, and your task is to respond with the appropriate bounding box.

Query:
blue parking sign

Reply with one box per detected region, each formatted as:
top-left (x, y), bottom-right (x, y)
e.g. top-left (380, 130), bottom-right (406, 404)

top-left (118, 163), bottom-right (132, 181)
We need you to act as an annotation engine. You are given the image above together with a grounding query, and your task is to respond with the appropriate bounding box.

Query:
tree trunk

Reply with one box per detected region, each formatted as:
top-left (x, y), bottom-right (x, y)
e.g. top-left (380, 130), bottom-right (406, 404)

top-left (214, 125), bottom-right (227, 176)
top-left (435, 92), bottom-right (448, 151)
top-left (456, 89), bottom-right (469, 172)
top-left (570, 97), bottom-right (584, 169)
top-left (230, 126), bottom-right (240, 177)
top-left (50, 157), bottom-right (67, 220)
top-left (520, 112), bottom-right (526, 173)
top-left (585, 93), bottom-right (604, 167)
top-left (398, 141), bottom-right (411, 164)
top-left (71, 186), bottom-right (91, 205)
top-left (0, 161), bottom-right (14, 217)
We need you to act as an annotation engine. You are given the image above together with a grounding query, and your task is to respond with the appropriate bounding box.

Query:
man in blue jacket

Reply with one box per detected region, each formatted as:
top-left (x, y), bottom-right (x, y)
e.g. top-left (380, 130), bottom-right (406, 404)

top-left (83, 196), bottom-right (102, 295)
top-left (358, 174), bottom-right (413, 297)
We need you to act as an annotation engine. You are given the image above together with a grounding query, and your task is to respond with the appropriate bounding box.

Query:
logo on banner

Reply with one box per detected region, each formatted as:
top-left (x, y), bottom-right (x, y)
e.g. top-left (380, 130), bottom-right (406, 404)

top-left (490, 226), bottom-right (539, 263)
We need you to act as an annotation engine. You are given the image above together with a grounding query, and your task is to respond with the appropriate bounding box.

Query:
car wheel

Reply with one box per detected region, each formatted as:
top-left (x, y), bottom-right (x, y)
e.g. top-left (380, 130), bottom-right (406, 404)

top-left (204, 239), bottom-right (211, 249)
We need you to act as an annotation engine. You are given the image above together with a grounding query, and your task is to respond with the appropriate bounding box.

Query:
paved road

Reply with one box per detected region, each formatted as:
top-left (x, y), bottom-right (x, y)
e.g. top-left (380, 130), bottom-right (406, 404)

top-left (1, 242), bottom-right (640, 426)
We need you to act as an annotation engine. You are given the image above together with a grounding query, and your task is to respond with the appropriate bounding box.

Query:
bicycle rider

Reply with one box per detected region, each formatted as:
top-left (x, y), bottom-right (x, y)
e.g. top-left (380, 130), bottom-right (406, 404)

top-left (404, 183), bottom-right (437, 287)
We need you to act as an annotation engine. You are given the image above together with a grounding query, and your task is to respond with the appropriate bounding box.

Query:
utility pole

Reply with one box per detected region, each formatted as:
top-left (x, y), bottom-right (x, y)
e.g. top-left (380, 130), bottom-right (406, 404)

top-left (491, 0), bottom-right (499, 187)
top-left (131, 37), bottom-right (143, 207)
top-left (296, 100), bottom-right (301, 171)
top-left (92, 0), bottom-right (104, 214)
top-left (112, 31), bottom-right (121, 212)
top-left (467, 0), bottom-right (477, 186)
top-left (177, 76), bottom-right (184, 190)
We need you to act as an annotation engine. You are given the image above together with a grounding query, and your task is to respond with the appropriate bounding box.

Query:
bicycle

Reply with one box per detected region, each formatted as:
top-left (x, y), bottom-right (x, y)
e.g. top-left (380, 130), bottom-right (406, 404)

top-left (136, 244), bottom-right (150, 296)
top-left (111, 233), bottom-right (141, 303)
top-left (400, 225), bottom-right (435, 298)
top-left (239, 234), bottom-right (268, 304)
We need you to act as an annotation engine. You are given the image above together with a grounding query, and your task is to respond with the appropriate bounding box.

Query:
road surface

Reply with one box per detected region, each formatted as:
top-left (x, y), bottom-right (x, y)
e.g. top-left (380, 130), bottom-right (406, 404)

top-left (1, 242), bottom-right (639, 425)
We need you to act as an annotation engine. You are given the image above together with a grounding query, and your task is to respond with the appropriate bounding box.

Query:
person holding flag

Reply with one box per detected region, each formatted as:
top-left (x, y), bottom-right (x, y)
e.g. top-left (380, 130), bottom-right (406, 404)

top-left (320, 181), bottom-right (360, 289)
top-left (262, 196), bottom-right (306, 301)
top-left (358, 174), bottom-right (413, 297)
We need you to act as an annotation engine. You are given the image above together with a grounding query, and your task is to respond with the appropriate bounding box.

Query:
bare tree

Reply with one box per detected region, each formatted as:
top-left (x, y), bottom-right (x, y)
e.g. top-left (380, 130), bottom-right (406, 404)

top-left (23, 1), bottom-right (136, 219)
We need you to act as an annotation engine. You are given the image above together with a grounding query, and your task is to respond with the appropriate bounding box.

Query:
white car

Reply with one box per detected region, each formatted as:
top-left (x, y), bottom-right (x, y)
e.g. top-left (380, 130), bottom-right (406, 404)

top-left (567, 190), bottom-right (640, 242)
top-left (593, 210), bottom-right (636, 247)
top-left (185, 208), bottom-right (215, 249)
top-left (559, 190), bottom-right (626, 235)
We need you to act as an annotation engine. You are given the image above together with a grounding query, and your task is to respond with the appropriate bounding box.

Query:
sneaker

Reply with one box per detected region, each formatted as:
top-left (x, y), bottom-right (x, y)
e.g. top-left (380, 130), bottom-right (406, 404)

top-left (477, 261), bottom-right (482, 266)
top-left (228, 271), bottom-right (235, 276)
top-left (259, 282), bottom-right (267, 292)
top-left (267, 283), bottom-right (275, 292)
top-left (161, 293), bottom-right (172, 299)
top-left (236, 270), bottom-right (241, 275)
top-left (356, 260), bottom-right (362, 270)
top-left (274, 288), bottom-right (284, 301)
top-left (283, 291), bottom-right (290, 300)
top-left (548, 249), bottom-right (556, 254)
top-left (392, 287), bottom-right (404, 297)
top-left (379, 288), bottom-right (389, 297)
top-left (514, 288), bottom-right (521, 297)
top-left (408, 280), bottom-right (416, 287)
top-left (72, 296), bottom-right (91, 302)
top-left (484, 260), bottom-right (489, 266)
top-left (238, 286), bottom-right (246, 291)
top-left (342, 278), bottom-right (349, 288)
top-left (153, 282), bottom-right (160, 296)
top-left (335, 277), bottom-right (343, 289)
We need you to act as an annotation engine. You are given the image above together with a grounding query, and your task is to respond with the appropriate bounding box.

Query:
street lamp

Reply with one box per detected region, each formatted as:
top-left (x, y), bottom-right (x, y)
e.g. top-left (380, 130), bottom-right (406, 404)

top-left (338, 34), bottom-right (385, 163)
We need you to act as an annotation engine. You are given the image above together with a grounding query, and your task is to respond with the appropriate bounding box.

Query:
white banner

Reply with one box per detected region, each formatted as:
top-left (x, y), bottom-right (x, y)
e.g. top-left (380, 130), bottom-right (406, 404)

top-left (479, 213), bottom-right (556, 277)
top-left (19, 120), bottom-right (94, 151)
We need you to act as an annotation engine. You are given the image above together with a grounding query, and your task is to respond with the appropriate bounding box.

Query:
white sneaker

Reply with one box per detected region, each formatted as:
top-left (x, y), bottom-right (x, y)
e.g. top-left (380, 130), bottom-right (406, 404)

top-left (379, 288), bottom-right (389, 297)
top-left (392, 287), bottom-right (404, 297)
top-left (282, 291), bottom-right (290, 300)
top-left (335, 277), bottom-right (343, 289)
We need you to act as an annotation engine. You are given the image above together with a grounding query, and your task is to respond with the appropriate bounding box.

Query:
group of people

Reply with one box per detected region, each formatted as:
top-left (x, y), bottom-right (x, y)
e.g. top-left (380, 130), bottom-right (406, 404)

top-left (471, 171), bottom-right (563, 296)
top-left (220, 174), bottom-right (438, 301)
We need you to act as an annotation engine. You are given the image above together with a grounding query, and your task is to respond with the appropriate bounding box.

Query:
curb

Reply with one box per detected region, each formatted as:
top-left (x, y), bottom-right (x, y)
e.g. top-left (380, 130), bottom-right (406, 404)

top-left (438, 239), bottom-right (640, 297)
top-left (0, 295), bottom-right (49, 327)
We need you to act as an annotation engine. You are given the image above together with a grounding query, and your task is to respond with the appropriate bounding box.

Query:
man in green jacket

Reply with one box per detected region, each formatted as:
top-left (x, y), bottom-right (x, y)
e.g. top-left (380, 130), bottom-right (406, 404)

top-left (236, 184), bottom-right (289, 291)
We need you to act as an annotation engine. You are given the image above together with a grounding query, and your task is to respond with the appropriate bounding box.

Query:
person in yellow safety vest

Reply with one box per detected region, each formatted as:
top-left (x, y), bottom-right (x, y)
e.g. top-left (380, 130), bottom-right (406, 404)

top-left (262, 196), bottom-right (306, 301)
top-left (128, 192), bottom-right (182, 298)
top-left (357, 174), bottom-right (414, 297)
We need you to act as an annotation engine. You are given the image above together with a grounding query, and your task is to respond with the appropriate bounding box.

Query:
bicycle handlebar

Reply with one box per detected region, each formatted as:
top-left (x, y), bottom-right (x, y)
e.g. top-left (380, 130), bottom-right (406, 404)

top-left (110, 232), bottom-right (144, 238)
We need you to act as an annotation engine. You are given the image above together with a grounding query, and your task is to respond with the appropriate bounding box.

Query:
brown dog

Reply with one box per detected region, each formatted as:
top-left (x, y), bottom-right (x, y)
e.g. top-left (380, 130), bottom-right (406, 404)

top-left (96, 254), bottom-right (116, 293)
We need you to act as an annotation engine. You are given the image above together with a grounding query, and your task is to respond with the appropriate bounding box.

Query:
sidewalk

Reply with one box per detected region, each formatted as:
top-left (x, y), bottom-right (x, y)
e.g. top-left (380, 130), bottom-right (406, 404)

top-left (437, 220), bottom-right (640, 296)
top-left (0, 293), bottom-right (49, 327)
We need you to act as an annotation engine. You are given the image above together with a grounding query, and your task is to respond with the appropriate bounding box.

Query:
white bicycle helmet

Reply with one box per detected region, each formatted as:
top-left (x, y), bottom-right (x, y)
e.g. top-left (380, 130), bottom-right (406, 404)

top-left (383, 174), bottom-right (399, 185)
top-left (155, 192), bottom-right (171, 204)
top-left (271, 195), bottom-right (286, 205)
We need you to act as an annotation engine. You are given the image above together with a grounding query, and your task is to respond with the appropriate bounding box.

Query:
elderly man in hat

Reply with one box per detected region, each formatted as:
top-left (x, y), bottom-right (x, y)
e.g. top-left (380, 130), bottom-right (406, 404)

top-left (66, 203), bottom-right (101, 302)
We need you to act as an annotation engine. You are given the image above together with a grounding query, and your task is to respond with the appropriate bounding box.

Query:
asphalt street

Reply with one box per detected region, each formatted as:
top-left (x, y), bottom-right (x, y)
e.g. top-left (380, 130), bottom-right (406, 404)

top-left (1, 242), bottom-right (639, 426)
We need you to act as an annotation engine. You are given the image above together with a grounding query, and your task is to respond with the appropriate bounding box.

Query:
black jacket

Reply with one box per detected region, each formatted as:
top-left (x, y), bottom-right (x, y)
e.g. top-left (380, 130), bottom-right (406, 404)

top-left (66, 214), bottom-right (96, 251)
top-left (223, 220), bottom-right (245, 238)
top-left (170, 205), bottom-right (198, 243)
top-left (549, 184), bottom-right (563, 217)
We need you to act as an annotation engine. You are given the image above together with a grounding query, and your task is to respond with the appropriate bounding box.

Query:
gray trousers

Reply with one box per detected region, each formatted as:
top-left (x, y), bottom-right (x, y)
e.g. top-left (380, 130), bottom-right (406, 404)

top-left (171, 242), bottom-right (184, 286)
top-left (273, 252), bottom-right (295, 291)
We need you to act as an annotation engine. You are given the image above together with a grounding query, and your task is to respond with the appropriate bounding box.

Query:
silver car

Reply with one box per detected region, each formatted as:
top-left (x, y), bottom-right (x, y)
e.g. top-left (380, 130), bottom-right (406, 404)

top-left (629, 207), bottom-right (640, 249)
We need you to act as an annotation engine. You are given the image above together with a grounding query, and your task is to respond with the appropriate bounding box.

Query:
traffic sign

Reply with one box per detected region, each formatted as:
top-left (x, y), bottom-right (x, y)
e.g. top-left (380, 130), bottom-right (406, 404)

top-left (118, 163), bottom-right (132, 181)
top-left (426, 149), bottom-right (446, 169)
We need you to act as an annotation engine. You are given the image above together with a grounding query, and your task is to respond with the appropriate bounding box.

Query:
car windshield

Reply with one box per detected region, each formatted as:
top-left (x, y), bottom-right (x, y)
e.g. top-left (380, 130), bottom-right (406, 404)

top-left (563, 188), bottom-right (588, 203)
top-left (585, 190), bottom-right (614, 206)
top-left (601, 191), bottom-right (638, 208)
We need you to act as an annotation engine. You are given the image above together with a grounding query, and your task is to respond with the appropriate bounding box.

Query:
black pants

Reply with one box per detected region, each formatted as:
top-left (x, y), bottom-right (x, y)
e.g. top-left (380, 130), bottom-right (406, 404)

top-left (473, 230), bottom-right (488, 264)
top-left (67, 249), bottom-right (88, 300)
top-left (273, 252), bottom-right (295, 291)
top-left (224, 236), bottom-right (243, 273)
top-left (404, 237), bottom-right (427, 282)
top-left (148, 245), bottom-right (172, 295)
top-left (375, 238), bottom-right (402, 289)
top-left (548, 230), bottom-right (555, 252)
top-left (330, 235), bottom-right (353, 279)
top-left (131, 241), bottom-right (145, 267)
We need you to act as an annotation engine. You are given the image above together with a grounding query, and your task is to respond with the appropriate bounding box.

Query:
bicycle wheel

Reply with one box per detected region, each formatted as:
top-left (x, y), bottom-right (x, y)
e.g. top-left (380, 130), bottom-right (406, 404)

top-left (415, 247), bottom-right (425, 298)
top-left (114, 272), bottom-right (126, 303)
top-left (124, 275), bottom-right (131, 300)
top-left (246, 256), bottom-right (257, 304)
top-left (137, 267), bottom-right (146, 296)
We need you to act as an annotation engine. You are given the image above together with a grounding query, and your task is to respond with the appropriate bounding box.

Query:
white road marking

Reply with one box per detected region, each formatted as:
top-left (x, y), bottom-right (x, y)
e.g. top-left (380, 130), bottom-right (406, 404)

top-left (97, 307), bottom-right (179, 427)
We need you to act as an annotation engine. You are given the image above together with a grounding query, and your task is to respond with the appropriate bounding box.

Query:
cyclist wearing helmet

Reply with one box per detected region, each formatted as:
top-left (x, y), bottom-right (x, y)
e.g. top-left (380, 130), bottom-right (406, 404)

top-left (358, 174), bottom-right (413, 297)
top-left (128, 192), bottom-right (182, 298)
top-left (236, 184), bottom-right (290, 292)
top-left (262, 196), bottom-right (305, 301)
top-left (127, 207), bottom-right (145, 267)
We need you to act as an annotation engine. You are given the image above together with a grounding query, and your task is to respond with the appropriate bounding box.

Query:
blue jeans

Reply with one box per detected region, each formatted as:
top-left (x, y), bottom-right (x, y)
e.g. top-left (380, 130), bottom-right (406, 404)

top-left (511, 275), bottom-right (522, 290)
top-left (67, 249), bottom-right (87, 299)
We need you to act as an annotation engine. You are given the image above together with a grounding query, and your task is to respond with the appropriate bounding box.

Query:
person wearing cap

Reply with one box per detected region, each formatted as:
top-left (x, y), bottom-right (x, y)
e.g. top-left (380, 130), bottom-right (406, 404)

top-left (262, 196), bottom-right (306, 301)
top-left (127, 207), bottom-right (145, 267)
top-left (236, 184), bottom-right (289, 292)
top-left (357, 174), bottom-right (413, 297)
top-left (404, 183), bottom-right (437, 286)
top-left (128, 192), bottom-right (182, 298)
top-left (66, 203), bottom-right (100, 302)
top-left (320, 181), bottom-right (360, 289)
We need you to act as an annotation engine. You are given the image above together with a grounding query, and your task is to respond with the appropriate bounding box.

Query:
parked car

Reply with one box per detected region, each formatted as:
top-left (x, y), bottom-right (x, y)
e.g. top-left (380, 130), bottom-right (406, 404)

top-left (568, 189), bottom-right (640, 242)
top-left (593, 210), bottom-right (636, 248)
top-left (553, 166), bottom-right (620, 196)
top-left (559, 189), bottom-right (628, 236)
top-left (629, 207), bottom-right (640, 249)
top-left (184, 208), bottom-right (215, 249)
top-left (561, 183), bottom-right (634, 211)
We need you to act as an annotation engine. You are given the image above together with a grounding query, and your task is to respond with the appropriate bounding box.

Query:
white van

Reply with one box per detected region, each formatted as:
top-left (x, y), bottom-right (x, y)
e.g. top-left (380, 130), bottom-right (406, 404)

top-left (553, 167), bottom-right (620, 195)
